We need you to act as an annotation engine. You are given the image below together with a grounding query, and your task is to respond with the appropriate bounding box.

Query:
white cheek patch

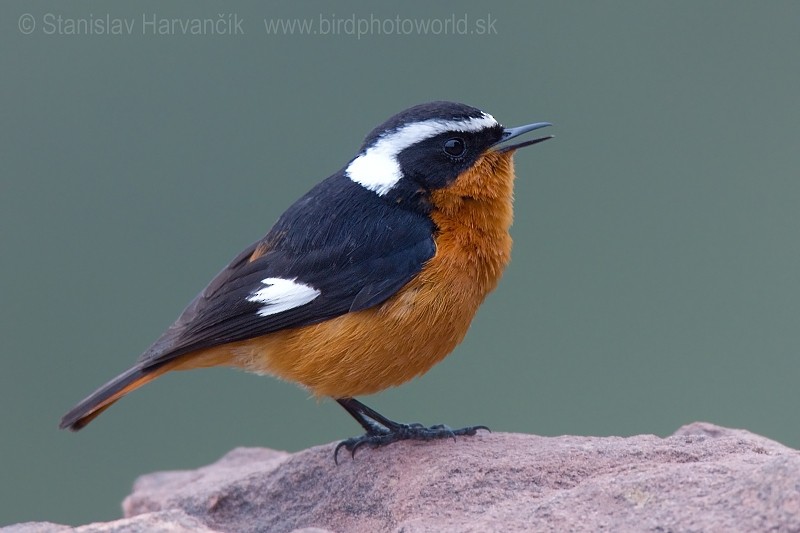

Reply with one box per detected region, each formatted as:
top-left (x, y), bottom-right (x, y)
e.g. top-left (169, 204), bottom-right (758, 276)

top-left (346, 112), bottom-right (498, 196)
top-left (247, 277), bottom-right (321, 317)
top-left (346, 144), bottom-right (403, 197)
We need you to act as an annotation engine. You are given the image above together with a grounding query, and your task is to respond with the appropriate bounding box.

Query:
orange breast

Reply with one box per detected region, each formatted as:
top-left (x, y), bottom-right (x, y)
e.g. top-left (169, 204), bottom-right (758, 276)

top-left (190, 150), bottom-right (518, 398)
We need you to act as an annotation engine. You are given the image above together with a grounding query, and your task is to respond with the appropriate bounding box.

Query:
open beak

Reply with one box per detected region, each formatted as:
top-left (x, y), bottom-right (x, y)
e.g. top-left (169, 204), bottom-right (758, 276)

top-left (492, 122), bottom-right (553, 153)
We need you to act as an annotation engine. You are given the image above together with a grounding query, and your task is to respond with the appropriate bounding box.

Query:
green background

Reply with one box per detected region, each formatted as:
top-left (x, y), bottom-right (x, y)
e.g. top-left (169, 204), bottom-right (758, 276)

top-left (2, 0), bottom-right (799, 527)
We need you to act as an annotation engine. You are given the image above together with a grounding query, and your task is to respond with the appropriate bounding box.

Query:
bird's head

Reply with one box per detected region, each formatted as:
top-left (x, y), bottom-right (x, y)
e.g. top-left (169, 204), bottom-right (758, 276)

top-left (346, 101), bottom-right (551, 211)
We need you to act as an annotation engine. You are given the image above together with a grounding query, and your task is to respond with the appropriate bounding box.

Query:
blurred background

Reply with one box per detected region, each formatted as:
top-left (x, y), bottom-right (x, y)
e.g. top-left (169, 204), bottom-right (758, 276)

top-left (2, 0), bottom-right (799, 527)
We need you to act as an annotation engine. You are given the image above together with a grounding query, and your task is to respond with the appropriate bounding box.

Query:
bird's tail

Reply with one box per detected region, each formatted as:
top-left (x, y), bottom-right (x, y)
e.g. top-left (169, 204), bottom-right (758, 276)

top-left (59, 362), bottom-right (173, 431)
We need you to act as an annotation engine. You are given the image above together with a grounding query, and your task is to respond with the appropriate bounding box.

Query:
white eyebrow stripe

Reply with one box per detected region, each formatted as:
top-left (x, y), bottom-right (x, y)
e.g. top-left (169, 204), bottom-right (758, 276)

top-left (246, 277), bottom-right (321, 317)
top-left (346, 113), bottom-right (498, 196)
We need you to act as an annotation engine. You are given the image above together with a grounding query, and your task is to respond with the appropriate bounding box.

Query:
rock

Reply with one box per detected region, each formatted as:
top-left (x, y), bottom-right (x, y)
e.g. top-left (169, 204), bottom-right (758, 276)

top-left (7, 423), bottom-right (800, 532)
top-left (1, 510), bottom-right (211, 533)
top-left (1, 524), bottom-right (71, 533)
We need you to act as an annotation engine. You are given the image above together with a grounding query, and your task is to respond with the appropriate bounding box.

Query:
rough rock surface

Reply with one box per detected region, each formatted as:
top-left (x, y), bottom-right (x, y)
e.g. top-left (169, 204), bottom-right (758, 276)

top-left (7, 423), bottom-right (800, 532)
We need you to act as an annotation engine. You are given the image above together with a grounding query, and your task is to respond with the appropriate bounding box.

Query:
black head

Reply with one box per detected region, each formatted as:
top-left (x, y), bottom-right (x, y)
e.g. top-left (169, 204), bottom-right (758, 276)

top-left (346, 101), bottom-right (550, 209)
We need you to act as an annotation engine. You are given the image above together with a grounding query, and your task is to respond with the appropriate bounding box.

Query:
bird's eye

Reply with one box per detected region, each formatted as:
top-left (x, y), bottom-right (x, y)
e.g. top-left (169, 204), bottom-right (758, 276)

top-left (443, 137), bottom-right (467, 158)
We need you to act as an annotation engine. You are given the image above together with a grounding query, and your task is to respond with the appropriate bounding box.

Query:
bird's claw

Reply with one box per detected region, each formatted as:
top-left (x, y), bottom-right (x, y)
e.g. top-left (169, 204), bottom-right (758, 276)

top-left (333, 423), bottom-right (490, 464)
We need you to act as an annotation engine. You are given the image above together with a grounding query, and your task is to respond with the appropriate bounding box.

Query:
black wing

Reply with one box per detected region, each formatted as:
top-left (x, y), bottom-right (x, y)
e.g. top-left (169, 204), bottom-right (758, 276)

top-left (137, 174), bottom-right (435, 367)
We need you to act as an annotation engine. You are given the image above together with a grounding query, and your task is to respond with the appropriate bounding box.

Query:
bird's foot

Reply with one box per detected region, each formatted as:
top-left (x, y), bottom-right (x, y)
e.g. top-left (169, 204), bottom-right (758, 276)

top-left (334, 422), bottom-right (489, 464)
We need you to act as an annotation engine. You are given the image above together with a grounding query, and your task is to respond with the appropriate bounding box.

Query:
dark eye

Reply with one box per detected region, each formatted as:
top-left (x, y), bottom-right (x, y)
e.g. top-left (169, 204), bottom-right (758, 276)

top-left (443, 137), bottom-right (467, 157)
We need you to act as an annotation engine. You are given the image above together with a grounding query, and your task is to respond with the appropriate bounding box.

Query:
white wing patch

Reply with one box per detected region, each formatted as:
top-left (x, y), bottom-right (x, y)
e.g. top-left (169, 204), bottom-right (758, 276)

top-left (247, 277), bottom-right (321, 317)
top-left (346, 112), bottom-right (498, 196)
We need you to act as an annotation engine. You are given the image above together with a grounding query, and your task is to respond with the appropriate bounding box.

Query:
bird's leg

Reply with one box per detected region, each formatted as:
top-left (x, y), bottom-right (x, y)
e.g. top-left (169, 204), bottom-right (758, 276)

top-left (333, 397), bottom-right (489, 463)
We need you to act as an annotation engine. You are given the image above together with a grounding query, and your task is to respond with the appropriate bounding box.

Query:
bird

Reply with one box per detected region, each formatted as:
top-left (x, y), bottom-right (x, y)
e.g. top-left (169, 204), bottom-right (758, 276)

top-left (59, 101), bottom-right (552, 461)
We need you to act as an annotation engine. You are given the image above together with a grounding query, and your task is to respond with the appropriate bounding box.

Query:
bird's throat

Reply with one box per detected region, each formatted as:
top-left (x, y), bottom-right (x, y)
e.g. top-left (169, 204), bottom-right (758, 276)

top-left (428, 150), bottom-right (516, 285)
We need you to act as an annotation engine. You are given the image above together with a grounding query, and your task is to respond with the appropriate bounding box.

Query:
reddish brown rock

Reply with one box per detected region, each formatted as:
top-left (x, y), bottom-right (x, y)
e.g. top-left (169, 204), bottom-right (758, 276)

top-left (7, 423), bottom-right (800, 532)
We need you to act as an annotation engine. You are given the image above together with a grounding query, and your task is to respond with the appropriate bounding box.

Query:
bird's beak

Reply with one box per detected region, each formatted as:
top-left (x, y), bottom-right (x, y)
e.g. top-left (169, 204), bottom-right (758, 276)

top-left (492, 122), bottom-right (553, 153)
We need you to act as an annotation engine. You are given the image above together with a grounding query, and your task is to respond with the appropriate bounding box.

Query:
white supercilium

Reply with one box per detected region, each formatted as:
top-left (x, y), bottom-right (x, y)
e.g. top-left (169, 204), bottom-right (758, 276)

top-left (346, 113), bottom-right (498, 196)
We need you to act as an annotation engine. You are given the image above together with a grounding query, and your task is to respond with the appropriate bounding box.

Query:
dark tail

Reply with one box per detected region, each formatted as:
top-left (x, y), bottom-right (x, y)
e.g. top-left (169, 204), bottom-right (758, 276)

top-left (59, 362), bottom-right (172, 431)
